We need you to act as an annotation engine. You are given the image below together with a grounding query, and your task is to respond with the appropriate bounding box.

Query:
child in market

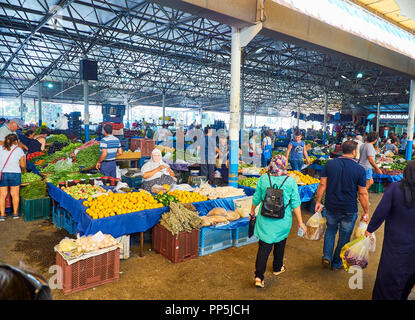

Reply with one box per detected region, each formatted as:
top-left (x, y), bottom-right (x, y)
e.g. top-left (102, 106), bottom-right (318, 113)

top-left (286, 130), bottom-right (311, 171)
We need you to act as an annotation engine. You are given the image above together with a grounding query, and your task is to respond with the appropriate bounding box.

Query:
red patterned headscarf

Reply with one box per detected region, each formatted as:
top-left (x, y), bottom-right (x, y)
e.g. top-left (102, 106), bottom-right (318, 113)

top-left (267, 155), bottom-right (288, 176)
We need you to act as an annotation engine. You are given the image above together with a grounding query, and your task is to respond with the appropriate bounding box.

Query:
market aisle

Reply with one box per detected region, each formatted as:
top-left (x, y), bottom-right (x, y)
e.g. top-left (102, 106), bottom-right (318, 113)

top-left (0, 192), bottom-right (398, 300)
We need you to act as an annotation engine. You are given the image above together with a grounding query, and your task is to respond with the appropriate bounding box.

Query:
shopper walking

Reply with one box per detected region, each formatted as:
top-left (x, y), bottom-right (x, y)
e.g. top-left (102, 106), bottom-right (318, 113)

top-left (250, 155), bottom-right (306, 288)
top-left (358, 131), bottom-right (382, 191)
top-left (261, 131), bottom-right (272, 168)
top-left (95, 124), bottom-right (122, 178)
top-left (200, 127), bottom-right (216, 183)
top-left (354, 135), bottom-right (363, 161)
top-left (0, 134), bottom-right (26, 221)
top-left (286, 130), bottom-right (310, 171)
top-left (365, 160), bottom-right (415, 300)
top-left (315, 140), bottom-right (370, 270)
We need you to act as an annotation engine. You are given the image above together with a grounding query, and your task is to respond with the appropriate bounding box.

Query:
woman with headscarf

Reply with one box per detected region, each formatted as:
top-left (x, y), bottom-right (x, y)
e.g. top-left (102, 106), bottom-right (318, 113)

top-left (365, 160), bottom-right (415, 300)
top-left (250, 155), bottom-right (307, 288)
top-left (141, 149), bottom-right (176, 191)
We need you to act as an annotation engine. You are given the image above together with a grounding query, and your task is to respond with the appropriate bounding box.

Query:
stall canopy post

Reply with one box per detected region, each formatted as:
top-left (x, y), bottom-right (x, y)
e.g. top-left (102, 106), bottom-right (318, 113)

top-left (240, 59), bottom-right (245, 131)
top-left (376, 102), bottom-right (381, 147)
top-left (297, 105), bottom-right (300, 128)
top-left (406, 80), bottom-right (415, 160)
top-left (125, 96), bottom-right (130, 129)
top-left (229, 26), bottom-right (242, 187)
top-left (162, 93), bottom-right (166, 125)
top-left (323, 92), bottom-right (328, 144)
top-left (20, 95), bottom-right (23, 121)
top-left (83, 79), bottom-right (90, 142)
top-left (229, 23), bottom-right (262, 187)
top-left (38, 82), bottom-right (42, 126)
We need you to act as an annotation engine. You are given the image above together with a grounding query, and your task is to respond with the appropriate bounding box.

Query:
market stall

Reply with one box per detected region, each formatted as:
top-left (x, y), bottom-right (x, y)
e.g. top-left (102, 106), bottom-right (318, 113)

top-left (238, 171), bottom-right (320, 202)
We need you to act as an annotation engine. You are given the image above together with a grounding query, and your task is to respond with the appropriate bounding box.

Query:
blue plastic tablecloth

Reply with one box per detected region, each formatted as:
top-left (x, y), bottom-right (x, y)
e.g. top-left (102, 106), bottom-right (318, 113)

top-left (238, 183), bottom-right (319, 203)
top-left (47, 183), bottom-right (248, 238)
top-left (372, 173), bottom-right (403, 183)
top-left (310, 164), bottom-right (323, 171)
top-left (309, 153), bottom-right (329, 159)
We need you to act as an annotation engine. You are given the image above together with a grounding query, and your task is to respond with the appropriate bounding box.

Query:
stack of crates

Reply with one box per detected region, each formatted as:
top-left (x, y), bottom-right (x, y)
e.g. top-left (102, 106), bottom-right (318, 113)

top-left (369, 182), bottom-right (385, 193)
top-left (68, 112), bottom-right (82, 139)
top-left (21, 197), bottom-right (51, 222)
top-left (101, 104), bottom-right (125, 142)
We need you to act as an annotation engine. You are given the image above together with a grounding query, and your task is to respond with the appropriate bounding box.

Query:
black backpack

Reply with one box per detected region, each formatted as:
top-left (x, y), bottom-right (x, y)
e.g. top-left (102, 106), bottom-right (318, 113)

top-left (260, 173), bottom-right (290, 219)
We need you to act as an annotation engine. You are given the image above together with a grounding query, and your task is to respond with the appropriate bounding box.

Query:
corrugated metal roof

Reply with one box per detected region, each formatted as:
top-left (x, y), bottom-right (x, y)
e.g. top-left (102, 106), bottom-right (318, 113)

top-left (350, 0), bottom-right (415, 34)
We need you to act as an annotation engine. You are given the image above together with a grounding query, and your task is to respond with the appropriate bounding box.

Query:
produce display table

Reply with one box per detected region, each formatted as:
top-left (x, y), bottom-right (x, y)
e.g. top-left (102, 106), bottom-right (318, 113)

top-left (372, 173), bottom-right (403, 183)
top-left (238, 183), bottom-right (319, 203)
top-left (47, 183), bottom-right (247, 256)
top-left (309, 164), bottom-right (324, 171)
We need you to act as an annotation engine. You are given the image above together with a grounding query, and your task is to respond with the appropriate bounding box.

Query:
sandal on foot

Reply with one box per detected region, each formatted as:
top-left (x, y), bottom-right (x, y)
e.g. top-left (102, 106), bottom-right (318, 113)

top-left (273, 265), bottom-right (287, 276)
top-left (255, 278), bottom-right (264, 288)
top-left (0, 216), bottom-right (5, 222)
top-left (12, 214), bottom-right (19, 220)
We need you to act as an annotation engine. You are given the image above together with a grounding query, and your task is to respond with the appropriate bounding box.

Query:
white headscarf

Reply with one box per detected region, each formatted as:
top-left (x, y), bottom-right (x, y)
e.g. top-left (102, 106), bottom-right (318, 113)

top-left (141, 148), bottom-right (169, 181)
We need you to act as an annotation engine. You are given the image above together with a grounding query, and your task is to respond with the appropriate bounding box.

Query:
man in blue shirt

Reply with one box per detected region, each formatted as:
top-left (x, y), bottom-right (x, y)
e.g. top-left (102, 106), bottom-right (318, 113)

top-left (96, 124), bottom-right (122, 178)
top-left (315, 140), bottom-right (370, 270)
top-left (399, 132), bottom-right (407, 155)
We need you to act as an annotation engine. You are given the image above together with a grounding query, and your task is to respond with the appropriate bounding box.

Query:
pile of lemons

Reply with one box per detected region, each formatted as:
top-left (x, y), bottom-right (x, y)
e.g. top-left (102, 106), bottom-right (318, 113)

top-left (287, 171), bottom-right (320, 185)
top-left (84, 191), bottom-right (163, 220)
top-left (167, 190), bottom-right (208, 204)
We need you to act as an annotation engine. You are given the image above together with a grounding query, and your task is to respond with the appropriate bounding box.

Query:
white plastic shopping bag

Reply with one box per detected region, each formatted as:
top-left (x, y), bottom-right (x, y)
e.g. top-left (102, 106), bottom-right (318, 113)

top-left (304, 210), bottom-right (327, 241)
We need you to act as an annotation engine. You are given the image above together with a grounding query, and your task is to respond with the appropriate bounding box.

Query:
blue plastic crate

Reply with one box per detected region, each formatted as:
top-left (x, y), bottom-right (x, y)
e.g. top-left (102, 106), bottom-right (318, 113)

top-left (61, 207), bottom-right (77, 235)
top-left (52, 204), bottom-right (63, 228)
top-left (198, 227), bottom-right (233, 256)
top-left (232, 225), bottom-right (258, 247)
top-left (121, 175), bottom-right (142, 189)
top-left (103, 115), bottom-right (123, 123)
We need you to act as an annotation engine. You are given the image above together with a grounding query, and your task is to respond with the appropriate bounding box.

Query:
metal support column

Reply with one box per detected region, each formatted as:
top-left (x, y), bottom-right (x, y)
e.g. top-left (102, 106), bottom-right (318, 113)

top-left (229, 27), bottom-right (242, 187)
top-left (323, 92), bottom-right (328, 144)
top-left (229, 23), bottom-right (262, 187)
top-left (20, 95), bottom-right (23, 121)
top-left (125, 96), bottom-right (130, 129)
top-left (83, 80), bottom-right (90, 142)
top-left (376, 102), bottom-right (381, 146)
top-left (406, 80), bottom-right (415, 160)
top-left (162, 93), bottom-right (166, 125)
top-left (296, 105), bottom-right (300, 128)
top-left (240, 61), bottom-right (245, 130)
top-left (38, 82), bottom-right (42, 126)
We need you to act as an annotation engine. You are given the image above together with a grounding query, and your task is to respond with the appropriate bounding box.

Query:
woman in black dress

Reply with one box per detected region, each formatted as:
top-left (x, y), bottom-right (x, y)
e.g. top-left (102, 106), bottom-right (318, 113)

top-left (366, 160), bottom-right (415, 300)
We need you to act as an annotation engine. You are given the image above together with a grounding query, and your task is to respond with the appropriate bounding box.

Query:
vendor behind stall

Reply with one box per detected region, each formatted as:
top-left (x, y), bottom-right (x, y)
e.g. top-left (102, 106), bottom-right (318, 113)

top-left (96, 124), bottom-right (122, 178)
top-left (0, 119), bottom-right (28, 152)
top-left (17, 129), bottom-right (42, 154)
top-left (141, 149), bottom-right (176, 191)
top-left (383, 138), bottom-right (399, 155)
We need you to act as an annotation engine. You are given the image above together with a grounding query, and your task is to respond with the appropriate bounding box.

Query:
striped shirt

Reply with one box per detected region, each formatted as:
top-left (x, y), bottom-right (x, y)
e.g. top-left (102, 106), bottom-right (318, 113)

top-left (100, 135), bottom-right (121, 161)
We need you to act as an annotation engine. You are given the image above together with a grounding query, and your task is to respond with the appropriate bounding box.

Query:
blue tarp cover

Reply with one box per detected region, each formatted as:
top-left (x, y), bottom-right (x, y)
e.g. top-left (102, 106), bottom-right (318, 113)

top-left (238, 183), bottom-right (318, 203)
top-left (47, 183), bottom-right (247, 237)
top-left (372, 173), bottom-right (403, 183)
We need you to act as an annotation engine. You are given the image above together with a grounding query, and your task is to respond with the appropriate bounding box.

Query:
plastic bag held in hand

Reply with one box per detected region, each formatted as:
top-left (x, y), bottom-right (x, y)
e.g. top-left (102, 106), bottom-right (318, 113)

top-left (340, 236), bottom-right (370, 271)
top-left (354, 221), bottom-right (368, 240)
top-left (304, 209), bottom-right (327, 241)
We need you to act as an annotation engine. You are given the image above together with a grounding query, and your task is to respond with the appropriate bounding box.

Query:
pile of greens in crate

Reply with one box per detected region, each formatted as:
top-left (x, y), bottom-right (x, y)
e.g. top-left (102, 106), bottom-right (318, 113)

top-left (46, 134), bottom-right (68, 144)
top-left (47, 172), bottom-right (103, 186)
top-left (20, 181), bottom-right (48, 199)
top-left (21, 173), bottom-right (42, 184)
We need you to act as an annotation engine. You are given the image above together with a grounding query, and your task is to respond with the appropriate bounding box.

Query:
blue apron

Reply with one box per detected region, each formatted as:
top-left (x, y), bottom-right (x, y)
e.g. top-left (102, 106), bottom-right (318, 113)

top-left (262, 138), bottom-right (272, 159)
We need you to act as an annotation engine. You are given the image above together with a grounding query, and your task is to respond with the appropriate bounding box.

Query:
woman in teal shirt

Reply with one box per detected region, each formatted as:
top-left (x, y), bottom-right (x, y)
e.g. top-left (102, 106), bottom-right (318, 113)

top-left (250, 155), bottom-right (307, 288)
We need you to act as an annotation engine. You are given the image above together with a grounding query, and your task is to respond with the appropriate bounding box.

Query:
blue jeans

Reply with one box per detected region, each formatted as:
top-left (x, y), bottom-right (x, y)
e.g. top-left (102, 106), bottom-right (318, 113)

top-left (290, 160), bottom-right (303, 171)
top-left (323, 210), bottom-right (358, 268)
top-left (0, 173), bottom-right (21, 187)
top-left (261, 156), bottom-right (270, 168)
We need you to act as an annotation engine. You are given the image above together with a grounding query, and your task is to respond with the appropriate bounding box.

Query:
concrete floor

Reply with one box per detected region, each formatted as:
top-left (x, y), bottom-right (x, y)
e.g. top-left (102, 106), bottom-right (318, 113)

top-left (0, 191), bottom-right (413, 300)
